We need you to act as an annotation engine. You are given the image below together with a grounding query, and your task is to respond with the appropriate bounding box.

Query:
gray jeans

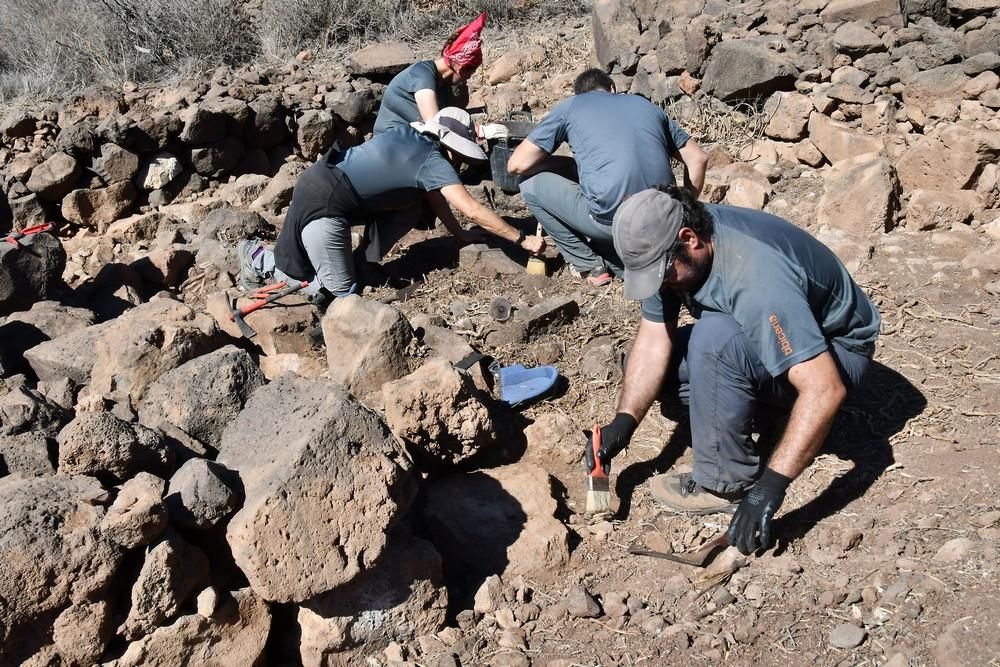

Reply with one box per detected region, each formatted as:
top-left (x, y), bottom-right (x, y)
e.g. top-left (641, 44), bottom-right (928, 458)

top-left (664, 311), bottom-right (873, 494)
top-left (262, 213), bottom-right (414, 296)
top-left (519, 171), bottom-right (622, 274)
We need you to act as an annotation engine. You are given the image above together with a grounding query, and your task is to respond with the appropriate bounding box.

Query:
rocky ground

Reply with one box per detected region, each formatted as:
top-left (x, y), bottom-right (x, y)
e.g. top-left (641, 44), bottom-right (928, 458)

top-left (1, 0), bottom-right (998, 665)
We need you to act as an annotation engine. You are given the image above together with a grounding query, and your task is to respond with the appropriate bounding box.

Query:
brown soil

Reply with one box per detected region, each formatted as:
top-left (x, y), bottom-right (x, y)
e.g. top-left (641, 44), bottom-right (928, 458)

top-left (362, 165), bottom-right (1000, 665)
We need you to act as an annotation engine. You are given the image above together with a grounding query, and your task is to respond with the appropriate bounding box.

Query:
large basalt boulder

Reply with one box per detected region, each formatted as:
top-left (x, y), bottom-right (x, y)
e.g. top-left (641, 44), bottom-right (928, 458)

top-left (57, 411), bottom-right (173, 483)
top-left (25, 152), bottom-right (80, 202)
top-left (345, 41), bottom-right (417, 76)
top-left (895, 125), bottom-right (1000, 191)
top-left (383, 358), bottom-right (498, 468)
top-left (0, 301), bottom-right (94, 376)
top-left (101, 472), bottom-right (168, 548)
top-left (218, 375), bottom-right (416, 603)
top-left (52, 600), bottom-right (114, 665)
top-left (92, 143), bottom-right (140, 185)
top-left (816, 152), bottom-right (900, 235)
top-left (820, 0), bottom-right (904, 26)
top-left (165, 458), bottom-right (237, 530)
top-left (592, 0), bottom-right (641, 72)
top-left (206, 290), bottom-right (319, 358)
top-left (248, 94), bottom-right (289, 148)
top-left (298, 531), bottom-right (447, 666)
top-left (701, 39), bottom-right (799, 101)
top-left (0, 382), bottom-right (68, 437)
top-left (110, 588), bottom-right (270, 667)
top-left (0, 475), bottom-right (119, 664)
top-left (23, 320), bottom-right (115, 384)
top-left (0, 431), bottom-right (57, 477)
top-left (422, 463), bottom-right (570, 585)
top-left (905, 189), bottom-right (979, 230)
top-left (0, 231), bottom-right (67, 316)
top-left (86, 299), bottom-right (223, 406)
top-left (138, 345), bottom-right (264, 451)
top-left (808, 112), bottom-right (885, 164)
top-left (122, 530), bottom-right (210, 640)
top-left (61, 181), bottom-right (137, 230)
top-left (902, 64), bottom-right (970, 112)
top-left (322, 295), bottom-right (414, 402)
top-left (198, 207), bottom-right (275, 244)
top-left (297, 110), bottom-right (335, 161)
top-left (764, 92), bottom-right (813, 141)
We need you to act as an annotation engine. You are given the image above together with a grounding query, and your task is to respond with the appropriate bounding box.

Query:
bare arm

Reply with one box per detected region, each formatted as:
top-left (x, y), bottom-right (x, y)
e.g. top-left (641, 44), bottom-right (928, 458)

top-left (414, 89), bottom-right (440, 123)
top-left (506, 138), bottom-right (574, 177)
top-left (676, 139), bottom-right (708, 199)
top-left (766, 351), bottom-right (847, 479)
top-left (424, 190), bottom-right (468, 240)
top-left (439, 183), bottom-right (545, 253)
top-left (616, 317), bottom-right (676, 422)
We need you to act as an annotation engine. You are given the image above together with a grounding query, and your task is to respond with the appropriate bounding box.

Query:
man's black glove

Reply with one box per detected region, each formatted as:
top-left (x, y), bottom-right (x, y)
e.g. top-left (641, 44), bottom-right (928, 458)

top-left (727, 468), bottom-right (792, 555)
top-left (583, 413), bottom-right (639, 474)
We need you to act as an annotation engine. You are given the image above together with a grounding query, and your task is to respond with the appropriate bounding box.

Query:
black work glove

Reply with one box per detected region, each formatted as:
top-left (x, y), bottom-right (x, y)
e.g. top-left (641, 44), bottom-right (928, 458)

top-left (583, 413), bottom-right (639, 475)
top-left (727, 468), bottom-right (792, 555)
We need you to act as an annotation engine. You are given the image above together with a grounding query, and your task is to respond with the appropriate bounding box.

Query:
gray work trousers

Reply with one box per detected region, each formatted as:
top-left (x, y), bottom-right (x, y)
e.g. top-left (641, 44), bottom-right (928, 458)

top-left (665, 311), bottom-right (873, 494)
top-left (519, 171), bottom-right (622, 274)
top-left (262, 213), bottom-right (414, 296)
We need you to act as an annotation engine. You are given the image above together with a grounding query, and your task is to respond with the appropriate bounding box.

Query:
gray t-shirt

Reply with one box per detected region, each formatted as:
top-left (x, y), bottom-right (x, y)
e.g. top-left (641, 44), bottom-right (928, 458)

top-left (338, 125), bottom-right (461, 213)
top-left (526, 90), bottom-right (690, 223)
top-left (373, 60), bottom-right (454, 135)
top-left (642, 205), bottom-right (881, 377)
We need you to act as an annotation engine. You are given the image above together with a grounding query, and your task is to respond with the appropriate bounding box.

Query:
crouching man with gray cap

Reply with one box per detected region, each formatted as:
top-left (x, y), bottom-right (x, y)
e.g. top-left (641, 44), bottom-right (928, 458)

top-left (238, 107), bottom-right (544, 306)
top-left (586, 184), bottom-right (881, 555)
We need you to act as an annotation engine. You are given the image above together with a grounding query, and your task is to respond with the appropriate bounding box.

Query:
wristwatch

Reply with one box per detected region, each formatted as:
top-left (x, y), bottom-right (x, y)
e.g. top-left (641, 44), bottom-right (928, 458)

top-left (514, 228), bottom-right (526, 244)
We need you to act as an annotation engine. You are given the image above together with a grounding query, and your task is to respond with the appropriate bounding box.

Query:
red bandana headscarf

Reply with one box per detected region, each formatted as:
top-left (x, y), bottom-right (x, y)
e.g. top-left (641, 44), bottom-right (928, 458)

top-left (443, 12), bottom-right (488, 76)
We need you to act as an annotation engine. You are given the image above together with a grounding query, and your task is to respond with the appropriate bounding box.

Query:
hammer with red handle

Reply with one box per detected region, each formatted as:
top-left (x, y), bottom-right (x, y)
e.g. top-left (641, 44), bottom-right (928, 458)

top-left (228, 280), bottom-right (308, 339)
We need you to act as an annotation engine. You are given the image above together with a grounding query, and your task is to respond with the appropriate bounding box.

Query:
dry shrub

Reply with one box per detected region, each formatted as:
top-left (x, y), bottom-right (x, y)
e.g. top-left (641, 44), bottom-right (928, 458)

top-left (0, 0), bottom-right (256, 101)
top-left (665, 96), bottom-right (771, 154)
top-left (0, 0), bottom-right (590, 101)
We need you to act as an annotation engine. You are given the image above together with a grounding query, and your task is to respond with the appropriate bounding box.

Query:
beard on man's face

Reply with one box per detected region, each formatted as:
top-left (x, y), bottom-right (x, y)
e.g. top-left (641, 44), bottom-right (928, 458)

top-left (664, 245), bottom-right (711, 294)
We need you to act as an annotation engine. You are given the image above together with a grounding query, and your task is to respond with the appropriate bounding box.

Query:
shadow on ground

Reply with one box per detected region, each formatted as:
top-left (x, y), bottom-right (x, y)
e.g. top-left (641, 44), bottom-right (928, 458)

top-left (610, 362), bottom-right (927, 548)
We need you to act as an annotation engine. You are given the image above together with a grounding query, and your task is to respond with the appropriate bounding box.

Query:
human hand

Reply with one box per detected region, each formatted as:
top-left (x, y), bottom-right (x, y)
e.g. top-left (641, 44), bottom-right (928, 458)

top-left (582, 413), bottom-right (639, 474)
top-left (520, 235), bottom-right (545, 255)
top-left (726, 468), bottom-right (791, 555)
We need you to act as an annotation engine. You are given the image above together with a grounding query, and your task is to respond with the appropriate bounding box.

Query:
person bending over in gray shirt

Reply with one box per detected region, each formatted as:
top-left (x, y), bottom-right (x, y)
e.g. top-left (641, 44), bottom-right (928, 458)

top-left (507, 68), bottom-right (707, 286)
top-left (585, 185), bottom-right (881, 556)
top-left (237, 108), bottom-right (544, 307)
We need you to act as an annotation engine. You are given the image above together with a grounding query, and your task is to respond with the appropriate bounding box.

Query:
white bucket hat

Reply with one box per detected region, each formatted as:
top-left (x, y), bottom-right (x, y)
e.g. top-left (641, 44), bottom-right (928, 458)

top-left (411, 107), bottom-right (487, 162)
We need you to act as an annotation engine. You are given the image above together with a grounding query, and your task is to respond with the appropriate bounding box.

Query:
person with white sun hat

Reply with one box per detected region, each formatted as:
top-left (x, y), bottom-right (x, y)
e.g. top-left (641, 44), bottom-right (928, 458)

top-left (237, 107), bottom-right (544, 307)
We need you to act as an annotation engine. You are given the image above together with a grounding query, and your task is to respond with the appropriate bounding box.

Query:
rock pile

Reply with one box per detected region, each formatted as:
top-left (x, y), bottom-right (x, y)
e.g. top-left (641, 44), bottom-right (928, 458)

top-left (594, 0), bottom-right (999, 271)
top-left (0, 239), bottom-right (568, 663)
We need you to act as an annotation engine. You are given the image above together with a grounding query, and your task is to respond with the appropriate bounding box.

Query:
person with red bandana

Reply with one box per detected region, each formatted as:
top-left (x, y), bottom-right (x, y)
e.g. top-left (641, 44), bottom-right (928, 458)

top-left (373, 12), bottom-right (488, 135)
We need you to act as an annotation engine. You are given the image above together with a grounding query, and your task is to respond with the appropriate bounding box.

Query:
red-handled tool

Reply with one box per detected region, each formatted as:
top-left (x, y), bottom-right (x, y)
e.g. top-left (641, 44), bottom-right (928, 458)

top-left (228, 280), bottom-right (308, 339)
top-left (5, 223), bottom-right (53, 247)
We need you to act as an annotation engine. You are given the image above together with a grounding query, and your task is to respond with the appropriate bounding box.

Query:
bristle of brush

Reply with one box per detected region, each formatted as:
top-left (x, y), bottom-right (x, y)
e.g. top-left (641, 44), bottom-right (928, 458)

top-left (585, 485), bottom-right (611, 513)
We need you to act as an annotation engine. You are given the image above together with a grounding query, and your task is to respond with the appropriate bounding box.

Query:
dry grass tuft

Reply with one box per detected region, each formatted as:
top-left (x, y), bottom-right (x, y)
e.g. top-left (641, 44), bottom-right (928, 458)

top-left (664, 96), bottom-right (772, 154)
top-left (0, 0), bottom-right (591, 103)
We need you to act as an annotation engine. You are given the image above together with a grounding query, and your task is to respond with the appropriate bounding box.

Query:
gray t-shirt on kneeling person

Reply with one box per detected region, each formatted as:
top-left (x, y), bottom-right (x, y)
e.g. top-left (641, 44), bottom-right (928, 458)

top-left (373, 60), bottom-right (454, 135)
top-left (642, 204), bottom-right (881, 377)
top-left (526, 90), bottom-right (691, 223)
top-left (337, 124), bottom-right (462, 214)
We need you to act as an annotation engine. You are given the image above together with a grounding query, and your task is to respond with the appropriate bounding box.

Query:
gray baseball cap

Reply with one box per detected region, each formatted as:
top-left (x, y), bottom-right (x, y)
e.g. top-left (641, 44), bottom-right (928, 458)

top-left (612, 188), bottom-right (684, 300)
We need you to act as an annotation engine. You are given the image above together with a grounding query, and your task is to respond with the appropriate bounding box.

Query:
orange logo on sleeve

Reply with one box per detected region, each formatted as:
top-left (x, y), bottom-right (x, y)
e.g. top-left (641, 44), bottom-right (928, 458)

top-left (769, 314), bottom-right (793, 356)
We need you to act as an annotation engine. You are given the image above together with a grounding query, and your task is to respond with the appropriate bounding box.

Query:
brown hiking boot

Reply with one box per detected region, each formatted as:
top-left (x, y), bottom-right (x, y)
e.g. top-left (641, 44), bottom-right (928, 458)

top-left (649, 472), bottom-right (743, 515)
